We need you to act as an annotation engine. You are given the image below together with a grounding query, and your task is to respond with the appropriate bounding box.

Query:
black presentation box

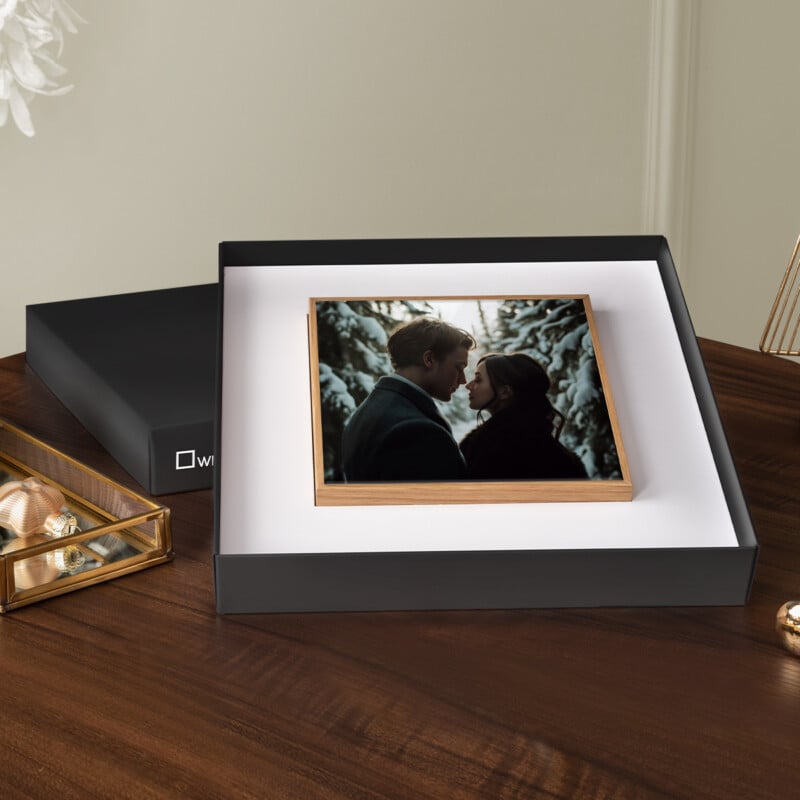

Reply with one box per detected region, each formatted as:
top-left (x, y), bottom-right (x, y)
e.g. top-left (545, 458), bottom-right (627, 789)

top-left (215, 236), bottom-right (759, 612)
top-left (26, 284), bottom-right (218, 495)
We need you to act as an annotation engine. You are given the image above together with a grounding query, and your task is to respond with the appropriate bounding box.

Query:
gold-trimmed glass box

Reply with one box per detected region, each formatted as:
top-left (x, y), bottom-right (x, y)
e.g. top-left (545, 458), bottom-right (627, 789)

top-left (0, 419), bottom-right (172, 612)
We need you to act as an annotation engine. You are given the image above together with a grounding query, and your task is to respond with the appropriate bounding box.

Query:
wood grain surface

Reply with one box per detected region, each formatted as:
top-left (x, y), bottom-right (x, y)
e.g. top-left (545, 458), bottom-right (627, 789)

top-left (0, 339), bottom-right (798, 799)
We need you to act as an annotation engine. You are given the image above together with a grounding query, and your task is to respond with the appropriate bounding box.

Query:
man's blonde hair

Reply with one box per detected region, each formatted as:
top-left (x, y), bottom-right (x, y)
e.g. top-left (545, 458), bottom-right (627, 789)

top-left (387, 317), bottom-right (475, 368)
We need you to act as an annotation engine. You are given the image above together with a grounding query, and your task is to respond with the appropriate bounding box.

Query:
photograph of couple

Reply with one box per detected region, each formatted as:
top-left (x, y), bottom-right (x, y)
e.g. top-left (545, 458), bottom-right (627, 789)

top-left (313, 297), bottom-right (625, 492)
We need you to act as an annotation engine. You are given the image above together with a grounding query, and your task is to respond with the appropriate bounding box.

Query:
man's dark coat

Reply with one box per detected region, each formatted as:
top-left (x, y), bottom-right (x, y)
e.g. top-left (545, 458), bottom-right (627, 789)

top-left (342, 376), bottom-right (466, 482)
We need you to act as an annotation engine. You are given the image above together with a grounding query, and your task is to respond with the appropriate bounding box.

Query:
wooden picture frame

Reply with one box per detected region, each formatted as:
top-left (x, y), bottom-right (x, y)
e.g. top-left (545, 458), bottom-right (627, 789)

top-left (307, 295), bottom-right (632, 505)
top-left (214, 236), bottom-right (758, 613)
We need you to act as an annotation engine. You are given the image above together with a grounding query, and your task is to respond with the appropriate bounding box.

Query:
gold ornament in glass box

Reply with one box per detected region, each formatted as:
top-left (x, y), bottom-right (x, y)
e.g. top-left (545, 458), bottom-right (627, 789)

top-left (0, 419), bottom-right (172, 612)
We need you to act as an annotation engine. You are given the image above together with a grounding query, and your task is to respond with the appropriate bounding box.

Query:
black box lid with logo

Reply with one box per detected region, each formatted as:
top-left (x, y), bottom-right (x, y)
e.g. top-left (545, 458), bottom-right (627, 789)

top-left (26, 284), bottom-right (218, 495)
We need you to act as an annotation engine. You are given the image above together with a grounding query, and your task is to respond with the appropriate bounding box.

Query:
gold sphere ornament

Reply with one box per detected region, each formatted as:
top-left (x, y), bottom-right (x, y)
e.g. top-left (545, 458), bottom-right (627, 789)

top-left (2, 534), bottom-right (60, 591)
top-left (0, 477), bottom-right (67, 536)
top-left (776, 601), bottom-right (800, 656)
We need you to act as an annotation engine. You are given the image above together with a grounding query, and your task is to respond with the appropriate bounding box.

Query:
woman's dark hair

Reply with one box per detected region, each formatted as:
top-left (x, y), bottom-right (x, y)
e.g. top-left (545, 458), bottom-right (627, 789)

top-left (477, 352), bottom-right (563, 436)
top-left (387, 317), bottom-right (475, 368)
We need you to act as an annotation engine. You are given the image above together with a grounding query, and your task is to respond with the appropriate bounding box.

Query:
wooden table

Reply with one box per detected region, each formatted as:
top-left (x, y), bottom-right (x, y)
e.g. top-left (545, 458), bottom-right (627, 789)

top-left (0, 339), bottom-right (797, 800)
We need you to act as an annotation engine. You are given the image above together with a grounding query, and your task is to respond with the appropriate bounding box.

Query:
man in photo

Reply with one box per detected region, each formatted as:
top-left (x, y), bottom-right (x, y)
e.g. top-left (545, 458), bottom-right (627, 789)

top-left (342, 317), bottom-right (475, 482)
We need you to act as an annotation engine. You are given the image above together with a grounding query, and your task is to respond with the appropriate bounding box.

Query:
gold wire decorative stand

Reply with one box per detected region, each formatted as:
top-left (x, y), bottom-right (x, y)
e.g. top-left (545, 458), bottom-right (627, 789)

top-left (760, 234), bottom-right (800, 355)
top-left (0, 419), bottom-right (173, 612)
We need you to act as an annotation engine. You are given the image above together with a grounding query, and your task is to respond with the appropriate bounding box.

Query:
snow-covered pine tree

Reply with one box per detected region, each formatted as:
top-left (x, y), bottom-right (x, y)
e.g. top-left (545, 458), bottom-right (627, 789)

top-left (490, 299), bottom-right (620, 479)
top-left (314, 300), bottom-right (430, 480)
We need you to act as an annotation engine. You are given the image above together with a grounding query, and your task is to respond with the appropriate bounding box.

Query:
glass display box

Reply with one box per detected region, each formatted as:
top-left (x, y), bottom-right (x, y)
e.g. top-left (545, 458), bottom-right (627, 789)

top-left (0, 419), bottom-right (173, 612)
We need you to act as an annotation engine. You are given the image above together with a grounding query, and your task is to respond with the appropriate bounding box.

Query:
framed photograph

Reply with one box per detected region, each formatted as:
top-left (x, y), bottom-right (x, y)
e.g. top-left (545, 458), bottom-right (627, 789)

top-left (215, 237), bottom-right (758, 612)
top-left (307, 295), bottom-right (632, 505)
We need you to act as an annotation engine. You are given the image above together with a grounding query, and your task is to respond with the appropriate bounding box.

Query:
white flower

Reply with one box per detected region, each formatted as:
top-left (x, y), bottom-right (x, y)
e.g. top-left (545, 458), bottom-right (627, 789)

top-left (0, 0), bottom-right (84, 136)
top-left (0, 1), bottom-right (19, 27)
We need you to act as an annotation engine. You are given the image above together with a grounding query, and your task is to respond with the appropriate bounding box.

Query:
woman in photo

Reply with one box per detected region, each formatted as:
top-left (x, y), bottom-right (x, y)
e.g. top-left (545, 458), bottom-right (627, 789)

top-left (459, 352), bottom-right (588, 481)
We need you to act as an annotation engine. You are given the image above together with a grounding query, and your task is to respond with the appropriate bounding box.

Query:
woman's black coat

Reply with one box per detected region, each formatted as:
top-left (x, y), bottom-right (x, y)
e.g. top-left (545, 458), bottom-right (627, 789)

top-left (459, 407), bottom-right (588, 481)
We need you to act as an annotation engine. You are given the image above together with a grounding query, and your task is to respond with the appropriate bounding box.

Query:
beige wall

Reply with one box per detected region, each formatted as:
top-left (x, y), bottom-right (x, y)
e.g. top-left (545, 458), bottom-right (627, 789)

top-left (1, 0), bottom-right (651, 357)
top-left (684, 0), bottom-right (800, 349)
top-left (1, 1), bottom-right (792, 357)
